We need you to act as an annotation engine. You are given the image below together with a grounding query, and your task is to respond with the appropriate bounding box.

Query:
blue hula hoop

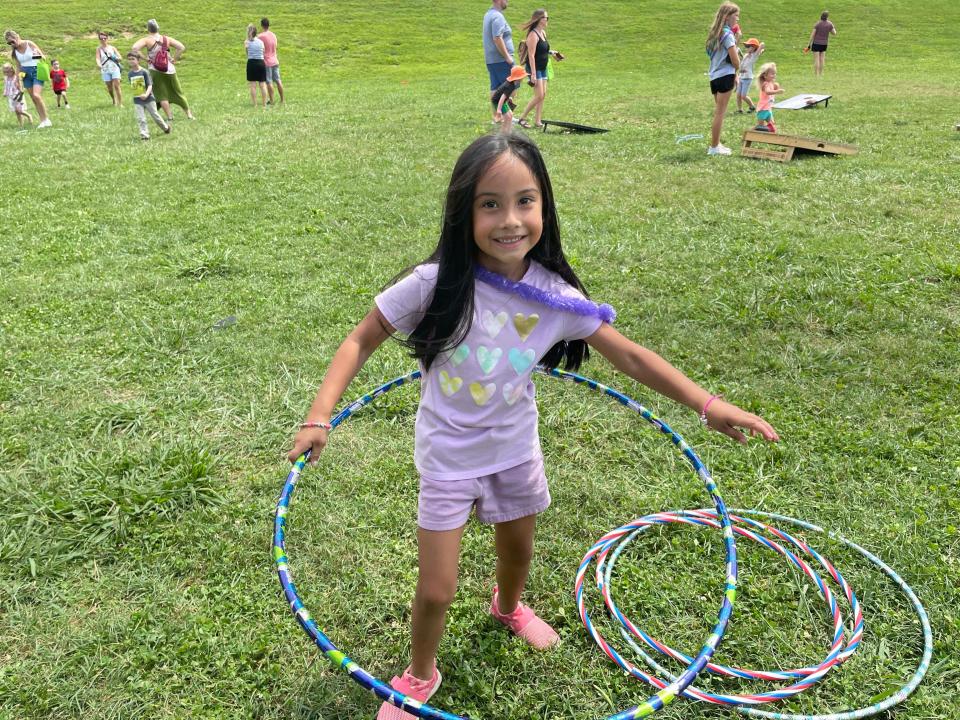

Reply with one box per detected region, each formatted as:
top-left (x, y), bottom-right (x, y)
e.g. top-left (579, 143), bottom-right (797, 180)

top-left (275, 367), bottom-right (738, 719)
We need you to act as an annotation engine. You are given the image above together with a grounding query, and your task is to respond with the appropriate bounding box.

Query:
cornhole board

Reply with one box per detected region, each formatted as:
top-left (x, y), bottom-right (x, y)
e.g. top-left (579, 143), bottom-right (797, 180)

top-left (741, 130), bottom-right (857, 163)
top-left (540, 119), bottom-right (608, 134)
top-left (773, 93), bottom-right (831, 110)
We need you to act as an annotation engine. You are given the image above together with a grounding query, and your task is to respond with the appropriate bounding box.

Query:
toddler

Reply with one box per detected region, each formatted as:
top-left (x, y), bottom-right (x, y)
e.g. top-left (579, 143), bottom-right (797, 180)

top-left (491, 64), bottom-right (527, 131)
top-left (755, 62), bottom-right (784, 133)
top-left (736, 38), bottom-right (763, 113)
top-left (2, 62), bottom-right (33, 128)
top-left (49, 59), bottom-right (70, 108)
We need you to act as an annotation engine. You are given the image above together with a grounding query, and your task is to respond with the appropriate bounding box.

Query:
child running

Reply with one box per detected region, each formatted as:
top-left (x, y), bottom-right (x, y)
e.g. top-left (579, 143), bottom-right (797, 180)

top-left (736, 38), bottom-right (763, 113)
top-left (755, 62), bottom-right (784, 133)
top-left (126, 51), bottom-right (170, 140)
top-left (2, 62), bottom-right (32, 129)
top-left (491, 64), bottom-right (527, 131)
top-left (287, 133), bottom-right (779, 720)
top-left (49, 59), bottom-right (70, 109)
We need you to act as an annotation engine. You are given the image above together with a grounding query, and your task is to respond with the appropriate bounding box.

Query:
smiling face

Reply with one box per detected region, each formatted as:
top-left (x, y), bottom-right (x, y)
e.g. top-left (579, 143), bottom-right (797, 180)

top-left (472, 153), bottom-right (543, 280)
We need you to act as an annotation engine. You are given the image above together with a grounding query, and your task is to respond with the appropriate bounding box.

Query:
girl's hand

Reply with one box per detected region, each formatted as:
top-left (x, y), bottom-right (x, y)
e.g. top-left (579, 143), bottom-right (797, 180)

top-left (288, 426), bottom-right (329, 464)
top-left (705, 399), bottom-right (779, 444)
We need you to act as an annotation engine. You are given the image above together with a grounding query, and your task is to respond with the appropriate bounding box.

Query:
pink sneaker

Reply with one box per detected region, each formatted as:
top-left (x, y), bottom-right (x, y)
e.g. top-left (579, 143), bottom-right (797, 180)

top-left (489, 586), bottom-right (560, 650)
top-left (375, 665), bottom-right (442, 720)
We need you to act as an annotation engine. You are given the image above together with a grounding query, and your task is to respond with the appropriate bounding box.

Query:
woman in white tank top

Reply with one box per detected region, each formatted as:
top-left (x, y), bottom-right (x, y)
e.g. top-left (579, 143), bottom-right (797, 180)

top-left (4, 29), bottom-right (51, 127)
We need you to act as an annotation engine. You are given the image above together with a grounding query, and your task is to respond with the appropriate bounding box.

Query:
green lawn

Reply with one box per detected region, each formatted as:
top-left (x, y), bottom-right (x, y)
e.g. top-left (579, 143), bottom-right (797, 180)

top-left (1, 1), bottom-right (958, 718)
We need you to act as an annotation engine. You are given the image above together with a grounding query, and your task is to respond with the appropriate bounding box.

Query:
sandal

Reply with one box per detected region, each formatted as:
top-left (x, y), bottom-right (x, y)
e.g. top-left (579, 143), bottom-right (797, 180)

top-left (516, 118), bottom-right (531, 129)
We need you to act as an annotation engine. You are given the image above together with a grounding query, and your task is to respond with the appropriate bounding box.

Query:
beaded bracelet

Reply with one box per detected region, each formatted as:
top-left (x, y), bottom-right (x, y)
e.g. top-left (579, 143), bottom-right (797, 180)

top-left (300, 421), bottom-right (332, 431)
top-left (699, 394), bottom-right (723, 426)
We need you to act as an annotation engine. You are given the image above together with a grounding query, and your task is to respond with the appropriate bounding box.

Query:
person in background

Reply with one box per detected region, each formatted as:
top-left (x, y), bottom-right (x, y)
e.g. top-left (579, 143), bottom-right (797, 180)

top-left (492, 64), bottom-right (528, 131)
top-left (258, 17), bottom-right (284, 105)
top-left (126, 50), bottom-right (170, 140)
top-left (245, 23), bottom-right (267, 107)
top-left (3, 61), bottom-right (33, 128)
top-left (807, 11), bottom-right (836, 76)
top-left (95, 31), bottom-right (123, 107)
top-left (516, 9), bottom-right (564, 130)
top-left (131, 19), bottom-right (195, 122)
top-left (736, 38), bottom-right (763, 113)
top-left (4, 29), bottom-right (51, 127)
top-left (49, 58), bottom-right (70, 108)
top-left (704, 3), bottom-right (740, 156)
top-left (483, 0), bottom-right (517, 122)
top-left (754, 62), bottom-right (784, 133)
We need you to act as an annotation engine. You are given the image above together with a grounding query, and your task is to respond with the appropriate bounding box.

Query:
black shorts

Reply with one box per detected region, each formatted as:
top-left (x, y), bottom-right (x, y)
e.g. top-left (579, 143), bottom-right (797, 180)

top-left (811, 43), bottom-right (828, 53)
top-left (246, 58), bottom-right (267, 82)
top-left (710, 73), bottom-right (736, 95)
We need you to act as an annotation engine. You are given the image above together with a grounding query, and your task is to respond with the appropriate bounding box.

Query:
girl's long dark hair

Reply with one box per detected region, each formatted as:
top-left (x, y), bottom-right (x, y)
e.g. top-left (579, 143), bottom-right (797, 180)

top-left (390, 132), bottom-right (591, 372)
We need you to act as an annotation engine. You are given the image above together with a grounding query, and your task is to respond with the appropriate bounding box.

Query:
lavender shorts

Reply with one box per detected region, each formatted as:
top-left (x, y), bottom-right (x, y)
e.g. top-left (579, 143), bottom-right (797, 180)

top-left (417, 454), bottom-right (551, 531)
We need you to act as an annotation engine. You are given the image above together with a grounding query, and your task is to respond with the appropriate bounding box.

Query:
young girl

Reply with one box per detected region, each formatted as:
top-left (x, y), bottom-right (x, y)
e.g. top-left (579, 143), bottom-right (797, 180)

top-left (288, 133), bottom-right (779, 720)
top-left (736, 38), bottom-right (763, 113)
top-left (2, 62), bottom-right (33, 128)
top-left (755, 62), bottom-right (784, 133)
top-left (705, 3), bottom-right (741, 155)
top-left (49, 59), bottom-right (70, 108)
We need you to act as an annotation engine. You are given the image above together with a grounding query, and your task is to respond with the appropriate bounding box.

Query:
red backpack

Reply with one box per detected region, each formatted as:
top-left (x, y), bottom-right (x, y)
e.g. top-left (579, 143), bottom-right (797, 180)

top-left (152, 36), bottom-right (171, 72)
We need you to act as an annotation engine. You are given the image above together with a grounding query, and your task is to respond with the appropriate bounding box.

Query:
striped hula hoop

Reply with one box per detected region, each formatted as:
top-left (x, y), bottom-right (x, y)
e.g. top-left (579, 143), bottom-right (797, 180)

top-left (595, 509), bottom-right (931, 719)
top-left (275, 367), bottom-right (738, 719)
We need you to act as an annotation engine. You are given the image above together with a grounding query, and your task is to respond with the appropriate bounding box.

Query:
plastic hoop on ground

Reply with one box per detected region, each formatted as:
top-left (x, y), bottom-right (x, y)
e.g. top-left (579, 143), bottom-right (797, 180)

top-left (274, 367), bottom-right (738, 720)
top-left (594, 509), bottom-right (931, 720)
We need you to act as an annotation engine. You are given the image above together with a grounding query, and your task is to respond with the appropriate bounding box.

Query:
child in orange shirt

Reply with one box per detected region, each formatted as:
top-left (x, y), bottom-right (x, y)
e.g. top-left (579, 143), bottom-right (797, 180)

top-left (755, 62), bottom-right (784, 133)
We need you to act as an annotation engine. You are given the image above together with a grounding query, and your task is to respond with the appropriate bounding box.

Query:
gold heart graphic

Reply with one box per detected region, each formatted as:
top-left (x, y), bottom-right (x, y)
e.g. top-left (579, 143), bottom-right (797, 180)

top-left (469, 382), bottom-right (496, 406)
top-left (439, 370), bottom-right (463, 397)
top-left (513, 313), bottom-right (540, 341)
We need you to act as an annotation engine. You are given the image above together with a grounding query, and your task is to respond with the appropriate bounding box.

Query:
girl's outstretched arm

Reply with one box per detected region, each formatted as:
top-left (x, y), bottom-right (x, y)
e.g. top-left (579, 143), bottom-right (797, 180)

top-left (585, 323), bottom-right (779, 444)
top-left (287, 307), bottom-right (395, 463)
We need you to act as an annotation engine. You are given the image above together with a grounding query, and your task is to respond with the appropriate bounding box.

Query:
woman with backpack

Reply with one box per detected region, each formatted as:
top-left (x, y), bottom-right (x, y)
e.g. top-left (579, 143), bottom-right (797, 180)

top-left (131, 19), bottom-right (194, 121)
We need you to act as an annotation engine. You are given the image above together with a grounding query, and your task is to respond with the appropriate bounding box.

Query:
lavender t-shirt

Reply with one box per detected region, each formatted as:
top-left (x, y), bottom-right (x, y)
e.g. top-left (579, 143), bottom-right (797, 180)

top-left (375, 261), bottom-right (602, 480)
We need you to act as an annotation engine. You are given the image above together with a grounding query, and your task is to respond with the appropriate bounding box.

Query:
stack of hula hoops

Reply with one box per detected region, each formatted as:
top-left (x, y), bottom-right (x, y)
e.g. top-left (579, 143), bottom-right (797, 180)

top-left (274, 368), bottom-right (931, 720)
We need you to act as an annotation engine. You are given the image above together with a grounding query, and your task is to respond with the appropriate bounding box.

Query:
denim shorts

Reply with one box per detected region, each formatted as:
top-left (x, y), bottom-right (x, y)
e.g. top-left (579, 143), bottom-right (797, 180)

top-left (417, 454), bottom-right (551, 531)
top-left (101, 65), bottom-right (121, 82)
top-left (738, 76), bottom-right (753, 96)
top-left (21, 65), bottom-right (42, 88)
top-left (265, 64), bottom-right (281, 83)
top-left (535, 69), bottom-right (548, 80)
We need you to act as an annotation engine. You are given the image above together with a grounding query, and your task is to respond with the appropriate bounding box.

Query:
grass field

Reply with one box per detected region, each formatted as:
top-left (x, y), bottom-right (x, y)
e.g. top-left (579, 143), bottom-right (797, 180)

top-left (1, 1), bottom-right (959, 718)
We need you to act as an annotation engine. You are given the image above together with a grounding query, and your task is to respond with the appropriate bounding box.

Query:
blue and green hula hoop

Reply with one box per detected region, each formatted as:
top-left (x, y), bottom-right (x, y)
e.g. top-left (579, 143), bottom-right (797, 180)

top-left (274, 368), bottom-right (931, 719)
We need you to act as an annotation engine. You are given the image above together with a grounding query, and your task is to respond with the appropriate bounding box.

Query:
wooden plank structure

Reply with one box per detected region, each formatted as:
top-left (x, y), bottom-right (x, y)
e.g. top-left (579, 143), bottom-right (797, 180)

top-left (741, 129), bottom-right (858, 163)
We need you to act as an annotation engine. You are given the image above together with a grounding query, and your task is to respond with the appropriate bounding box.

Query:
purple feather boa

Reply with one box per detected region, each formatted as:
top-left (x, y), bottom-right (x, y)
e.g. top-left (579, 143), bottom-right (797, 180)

top-left (474, 265), bottom-right (616, 323)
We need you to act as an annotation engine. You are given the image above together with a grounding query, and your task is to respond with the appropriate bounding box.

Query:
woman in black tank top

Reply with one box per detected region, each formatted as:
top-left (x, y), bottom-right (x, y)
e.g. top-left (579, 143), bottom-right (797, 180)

top-left (516, 9), bottom-right (564, 129)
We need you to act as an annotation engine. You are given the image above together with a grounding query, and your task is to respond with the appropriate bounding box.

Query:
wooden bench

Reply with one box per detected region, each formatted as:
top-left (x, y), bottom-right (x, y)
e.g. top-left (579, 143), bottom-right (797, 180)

top-left (741, 130), bottom-right (858, 163)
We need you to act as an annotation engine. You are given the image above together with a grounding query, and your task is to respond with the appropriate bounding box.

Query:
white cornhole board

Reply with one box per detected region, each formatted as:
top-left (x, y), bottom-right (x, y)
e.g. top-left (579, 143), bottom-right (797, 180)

top-left (773, 94), bottom-right (831, 110)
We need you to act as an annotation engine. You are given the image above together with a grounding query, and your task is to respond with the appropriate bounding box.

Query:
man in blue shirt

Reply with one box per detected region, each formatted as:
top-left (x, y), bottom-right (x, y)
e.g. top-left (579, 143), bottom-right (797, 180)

top-left (482, 0), bottom-right (516, 120)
